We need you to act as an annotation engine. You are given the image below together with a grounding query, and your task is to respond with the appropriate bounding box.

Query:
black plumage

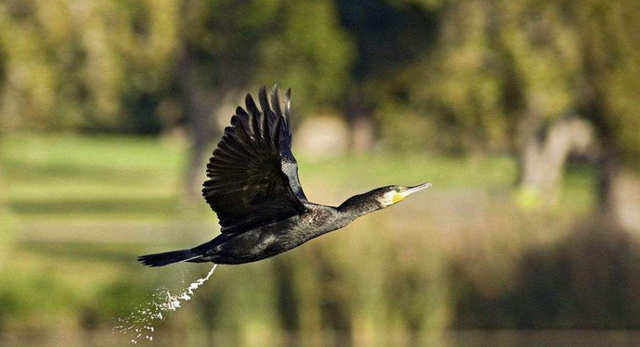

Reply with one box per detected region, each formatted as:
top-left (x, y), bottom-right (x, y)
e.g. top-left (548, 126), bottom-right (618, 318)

top-left (138, 86), bottom-right (430, 267)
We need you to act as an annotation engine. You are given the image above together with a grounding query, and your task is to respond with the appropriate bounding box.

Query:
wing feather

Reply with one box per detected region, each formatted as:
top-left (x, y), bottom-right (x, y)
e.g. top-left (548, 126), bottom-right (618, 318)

top-left (202, 86), bottom-right (308, 234)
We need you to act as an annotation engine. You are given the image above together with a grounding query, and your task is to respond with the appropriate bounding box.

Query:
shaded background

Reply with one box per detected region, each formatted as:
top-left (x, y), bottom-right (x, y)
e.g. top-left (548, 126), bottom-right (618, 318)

top-left (1, 0), bottom-right (640, 346)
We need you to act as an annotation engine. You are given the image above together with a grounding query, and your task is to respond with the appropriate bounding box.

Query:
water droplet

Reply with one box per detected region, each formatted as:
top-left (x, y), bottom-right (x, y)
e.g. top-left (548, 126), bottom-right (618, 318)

top-left (114, 265), bottom-right (217, 343)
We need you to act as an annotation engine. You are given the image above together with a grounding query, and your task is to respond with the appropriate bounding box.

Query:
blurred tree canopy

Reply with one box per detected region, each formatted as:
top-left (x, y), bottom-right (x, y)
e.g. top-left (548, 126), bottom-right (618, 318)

top-left (380, 0), bottom-right (640, 164)
top-left (0, 0), bottom-right (180, 132)
top-left (0, 0), bottom-right (638, 166)
top-left (0, 0), bottom-right (352, 134)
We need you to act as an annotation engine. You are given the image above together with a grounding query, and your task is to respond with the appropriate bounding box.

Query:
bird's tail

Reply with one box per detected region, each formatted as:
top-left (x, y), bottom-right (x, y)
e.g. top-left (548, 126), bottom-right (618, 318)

top-left (137, 248), bottom-right (204, 267)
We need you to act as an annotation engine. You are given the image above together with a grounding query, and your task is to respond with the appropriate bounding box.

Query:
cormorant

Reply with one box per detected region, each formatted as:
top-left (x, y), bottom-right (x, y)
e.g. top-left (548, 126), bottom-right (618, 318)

top-left (138, 86), bottom-right (430, 267)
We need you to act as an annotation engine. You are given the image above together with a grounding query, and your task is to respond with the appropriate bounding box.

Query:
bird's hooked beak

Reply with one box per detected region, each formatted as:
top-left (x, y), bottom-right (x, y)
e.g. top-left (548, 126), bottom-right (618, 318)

top-left (392, 182), bottom-right (432, 204)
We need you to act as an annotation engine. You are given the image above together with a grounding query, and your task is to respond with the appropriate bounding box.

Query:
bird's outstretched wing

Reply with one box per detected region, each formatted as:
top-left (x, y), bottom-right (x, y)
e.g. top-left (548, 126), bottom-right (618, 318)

top-left (202, 86), bottom-right (308, 234)
top-left (276, 87), bottom-right (308, 202)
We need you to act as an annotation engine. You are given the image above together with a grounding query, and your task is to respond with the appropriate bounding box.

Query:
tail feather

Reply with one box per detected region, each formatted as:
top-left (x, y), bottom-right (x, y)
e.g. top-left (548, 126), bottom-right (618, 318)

top-left (137, 249), bottom-right (201, 267)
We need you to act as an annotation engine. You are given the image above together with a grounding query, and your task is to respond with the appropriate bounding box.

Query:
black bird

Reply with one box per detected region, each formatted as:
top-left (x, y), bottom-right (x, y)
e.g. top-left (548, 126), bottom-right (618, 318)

top-left (138, 86), bottom-right (430, 267)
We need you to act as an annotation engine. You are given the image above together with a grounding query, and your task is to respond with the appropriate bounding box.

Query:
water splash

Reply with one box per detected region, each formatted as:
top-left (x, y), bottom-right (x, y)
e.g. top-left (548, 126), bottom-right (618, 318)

top-left (114, 264), bottom-right (218, 344)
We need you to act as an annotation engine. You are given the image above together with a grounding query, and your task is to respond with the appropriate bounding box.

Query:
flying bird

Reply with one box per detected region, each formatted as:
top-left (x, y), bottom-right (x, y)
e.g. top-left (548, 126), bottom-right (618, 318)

top-left (138, 86), bottom-right (431, 267)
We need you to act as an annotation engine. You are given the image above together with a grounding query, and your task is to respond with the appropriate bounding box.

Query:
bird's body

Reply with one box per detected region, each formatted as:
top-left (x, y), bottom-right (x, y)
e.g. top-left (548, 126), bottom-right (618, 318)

top-left (196, 203), bottom-right (346, 264)
top-left (138, 86), bottom-right (430, 267)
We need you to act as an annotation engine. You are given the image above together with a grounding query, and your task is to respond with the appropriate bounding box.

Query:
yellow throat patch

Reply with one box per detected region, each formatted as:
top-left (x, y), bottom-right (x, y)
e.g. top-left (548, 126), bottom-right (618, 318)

top-left (392, 192), bottom-right (405, 204)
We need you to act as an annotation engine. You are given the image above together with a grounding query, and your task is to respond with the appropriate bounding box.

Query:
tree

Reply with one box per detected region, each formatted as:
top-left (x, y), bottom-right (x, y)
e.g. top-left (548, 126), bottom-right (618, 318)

top-left (387, 0), bottom-right (639, 213)
top-left (0, 0), bottom-right (180, 132)
top-left (569, 0), bottom-right (640, 226)
top-left (335, 0), bottom-right (437, 153)
top-left (177, 0), bottom-right (355, 205)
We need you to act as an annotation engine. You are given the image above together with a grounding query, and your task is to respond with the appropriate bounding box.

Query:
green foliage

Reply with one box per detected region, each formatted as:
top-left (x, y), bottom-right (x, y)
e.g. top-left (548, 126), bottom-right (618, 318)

top-left (571, 0), bottom-right (640, 164)
top-left (0, 0), bottom-right (180, 132)
top-left (0, 0), bottom-right (354, 133)
top-left (1, 0), bottom-right (638, 166)
top-left (0, 268), bottom-right (78, 326)
top-left (376, 0), bottom-right (640, 165)
top-left (258, 0), bottom-right (354, 112)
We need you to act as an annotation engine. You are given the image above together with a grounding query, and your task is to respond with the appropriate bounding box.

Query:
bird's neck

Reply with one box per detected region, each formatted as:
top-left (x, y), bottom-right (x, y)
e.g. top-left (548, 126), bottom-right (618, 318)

top-left (336, 191), bottom-right (383, 223)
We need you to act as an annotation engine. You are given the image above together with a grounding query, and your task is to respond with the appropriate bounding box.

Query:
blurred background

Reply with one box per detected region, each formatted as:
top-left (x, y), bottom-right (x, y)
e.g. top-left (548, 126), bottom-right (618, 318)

top-left (0, 0), bottom-right (640, 346)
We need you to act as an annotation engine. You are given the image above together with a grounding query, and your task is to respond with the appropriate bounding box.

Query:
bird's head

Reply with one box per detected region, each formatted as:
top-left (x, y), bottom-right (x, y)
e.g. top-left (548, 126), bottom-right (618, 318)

top-left (377, 182), bottom-right (432, 208)
top-left (338, 182), bottom-right (432, 216)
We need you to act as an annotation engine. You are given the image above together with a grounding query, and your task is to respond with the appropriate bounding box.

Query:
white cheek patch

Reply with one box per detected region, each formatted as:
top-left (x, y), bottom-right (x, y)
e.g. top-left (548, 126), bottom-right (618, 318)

top-left (381, 191), bottom-right (396, 207)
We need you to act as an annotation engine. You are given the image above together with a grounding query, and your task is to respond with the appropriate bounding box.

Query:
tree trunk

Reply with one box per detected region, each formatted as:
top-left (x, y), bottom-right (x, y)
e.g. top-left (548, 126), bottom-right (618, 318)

top-left (597, 146), bottom-right (640, 232)
top-left (176, 45), bottom-right (218, 208)
top-left (517, 115), bottom-right (595, 207)
top-left (346, 88), bottom-right (376, 154)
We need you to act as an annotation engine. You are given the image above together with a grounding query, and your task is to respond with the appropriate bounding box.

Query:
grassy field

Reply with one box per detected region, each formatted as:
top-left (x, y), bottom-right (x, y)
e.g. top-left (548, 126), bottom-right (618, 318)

top-left (0, 133), bottom-right (599, 338)
top-left (0, 133), bottom-right (593, 224)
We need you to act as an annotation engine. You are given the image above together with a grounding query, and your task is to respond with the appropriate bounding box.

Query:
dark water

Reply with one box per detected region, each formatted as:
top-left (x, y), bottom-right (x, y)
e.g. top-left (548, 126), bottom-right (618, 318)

top-left (3, 331), bottom-right (640, 347)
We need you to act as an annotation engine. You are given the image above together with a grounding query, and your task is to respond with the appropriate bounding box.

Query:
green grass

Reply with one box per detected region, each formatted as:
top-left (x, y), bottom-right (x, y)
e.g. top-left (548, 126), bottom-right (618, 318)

top-left (300, 153), bottom-right (517, 188)
top-left (1, 133), bottom-right (595, 223)
top-left (2, 133), bottom-right (185, 222)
